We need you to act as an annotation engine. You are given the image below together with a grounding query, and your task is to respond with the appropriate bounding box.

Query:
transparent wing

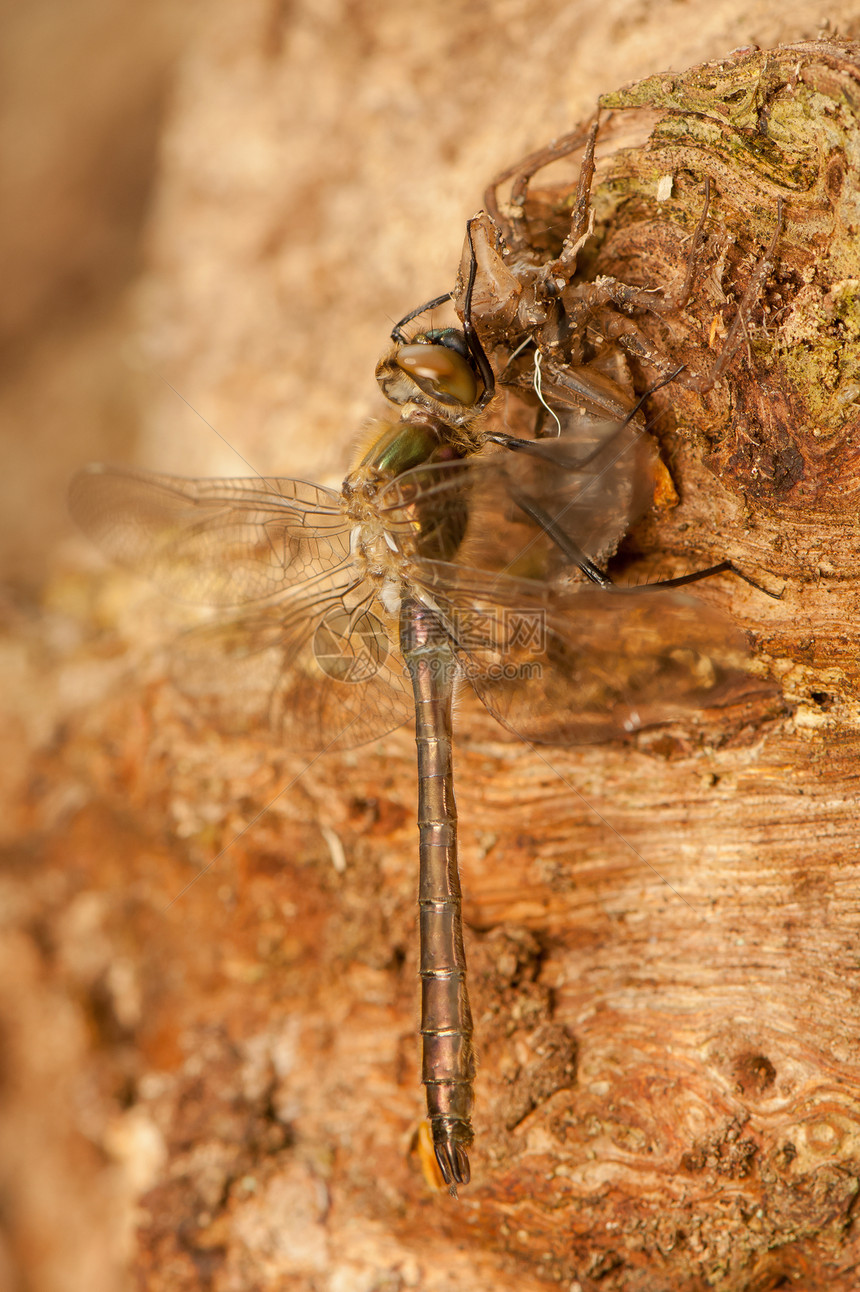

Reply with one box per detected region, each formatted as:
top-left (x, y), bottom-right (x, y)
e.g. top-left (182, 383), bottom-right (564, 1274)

top-left (68, 465), bottom-right (352, 606)
top-left (69, 465), bottom-right (413, 750)
top-left (166, 589), bottom-right (413, 752)
top-left (411, 561), bottom-right (759, 744)
top-left (374, 428), bottom-right (760, 743)
top-left (377, 414), bottom-right (657, 581)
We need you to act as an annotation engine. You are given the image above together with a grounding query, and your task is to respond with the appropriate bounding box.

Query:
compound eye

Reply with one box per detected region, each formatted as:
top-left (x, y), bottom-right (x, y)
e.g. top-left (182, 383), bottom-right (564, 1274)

top-left (395, 343), bottom-right (478, 407)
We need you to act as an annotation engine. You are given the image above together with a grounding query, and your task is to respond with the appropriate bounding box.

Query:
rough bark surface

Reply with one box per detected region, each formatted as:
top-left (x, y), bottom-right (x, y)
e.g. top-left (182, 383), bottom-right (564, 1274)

top-left (4, 5), bottom-right (860, 1292)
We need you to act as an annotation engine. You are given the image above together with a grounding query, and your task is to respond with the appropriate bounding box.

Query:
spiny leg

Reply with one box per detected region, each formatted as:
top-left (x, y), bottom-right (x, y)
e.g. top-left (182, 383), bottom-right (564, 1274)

top-left (510, 484), bottom-right (780, 596)
top-left (538, 118), bottom-right (600, 284)
top-left (512, 491), bottom-right (611, 587)
top-left (486, 363), bottom-right (684, 460)
top-left (560, 177), bottom-right (713, 322)
top-left (495, 363), bottom-right (781, 597)
top-left (484, 116), bottom-right (599, 251)
top-left (499, 368), bottom-right (684, 585)
top-left (391, 292), bottom-right (453, 344)
top-left (628, 560), bottom-right (782, 598)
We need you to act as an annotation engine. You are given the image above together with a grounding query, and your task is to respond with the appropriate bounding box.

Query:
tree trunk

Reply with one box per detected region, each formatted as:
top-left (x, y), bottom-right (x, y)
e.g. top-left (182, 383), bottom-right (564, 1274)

top-left (4, 5), bottom-right (860, 1292)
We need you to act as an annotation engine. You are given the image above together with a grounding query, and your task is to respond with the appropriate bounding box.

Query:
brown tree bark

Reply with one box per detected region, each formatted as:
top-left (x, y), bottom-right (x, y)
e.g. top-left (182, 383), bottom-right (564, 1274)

top-left (4, 5), bottom-right (860, 1292)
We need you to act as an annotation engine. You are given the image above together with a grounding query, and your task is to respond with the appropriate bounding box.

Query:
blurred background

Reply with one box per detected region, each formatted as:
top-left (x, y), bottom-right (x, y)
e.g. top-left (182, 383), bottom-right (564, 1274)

top-left (1, 1), bottom-right (854, 1289)
top-left (4, 0), bottom-right (839, 596)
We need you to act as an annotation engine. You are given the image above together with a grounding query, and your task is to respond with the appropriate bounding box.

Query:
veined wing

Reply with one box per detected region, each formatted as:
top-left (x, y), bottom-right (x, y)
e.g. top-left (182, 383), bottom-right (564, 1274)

top-left (69, 465), bottom-right (413, 750)
top-left (164, 588), bottom-right (413, 752)
top-left (376, 414), bottom-right (657, 580)
top-left (411, 561), bottom-right (760, 744)
top-left (375, 417), bottom-right (761, 743)
top-left (68, 466), bottom-right (352, 606)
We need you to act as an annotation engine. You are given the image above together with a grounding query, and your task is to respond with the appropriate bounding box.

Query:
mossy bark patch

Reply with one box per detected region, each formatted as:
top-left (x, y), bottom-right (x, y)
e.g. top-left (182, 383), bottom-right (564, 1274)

top-left (523, 42), bottom-right (860, 512)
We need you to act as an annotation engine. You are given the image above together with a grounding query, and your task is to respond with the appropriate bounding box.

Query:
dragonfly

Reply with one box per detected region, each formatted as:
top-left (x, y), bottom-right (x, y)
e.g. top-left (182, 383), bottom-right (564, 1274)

top-left (69, 175), bottom-right (762, 1193)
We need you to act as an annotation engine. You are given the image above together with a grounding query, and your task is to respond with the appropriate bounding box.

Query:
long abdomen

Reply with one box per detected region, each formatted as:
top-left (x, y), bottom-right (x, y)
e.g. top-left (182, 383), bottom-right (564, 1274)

top-left (400, 598), bottom-right (474, 1192)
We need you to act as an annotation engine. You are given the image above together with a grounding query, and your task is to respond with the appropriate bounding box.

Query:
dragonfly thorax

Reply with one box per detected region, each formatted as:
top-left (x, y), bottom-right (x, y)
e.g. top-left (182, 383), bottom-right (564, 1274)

top-left (341, 477), bottom-right (410, 609)
top-left (342, 405), bottom-right (476, 594)
top-left (345, 408), bottom-right (479, 488)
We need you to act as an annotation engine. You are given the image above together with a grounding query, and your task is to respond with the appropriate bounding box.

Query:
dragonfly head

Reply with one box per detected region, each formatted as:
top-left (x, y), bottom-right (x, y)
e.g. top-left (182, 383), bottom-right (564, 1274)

top-left (377, 327), bottom-right (483, 412)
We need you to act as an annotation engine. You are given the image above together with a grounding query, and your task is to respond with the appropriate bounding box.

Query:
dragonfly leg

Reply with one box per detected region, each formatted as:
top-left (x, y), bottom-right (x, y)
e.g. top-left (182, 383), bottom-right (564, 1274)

top-left (626, 559), bottom-right (783, 600)
top-left (536, 118), bottom-right (599, 286)
top-left (390, 292), bottom-right (453, 344)
top-left (511, 491), bottom-right (612, 587)
top-left (511, 491), bottom-right (781, 600)
top-left (483, 115), bottom-right (599, 251)
top-left (485, 361), bottom-right (684, 465)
